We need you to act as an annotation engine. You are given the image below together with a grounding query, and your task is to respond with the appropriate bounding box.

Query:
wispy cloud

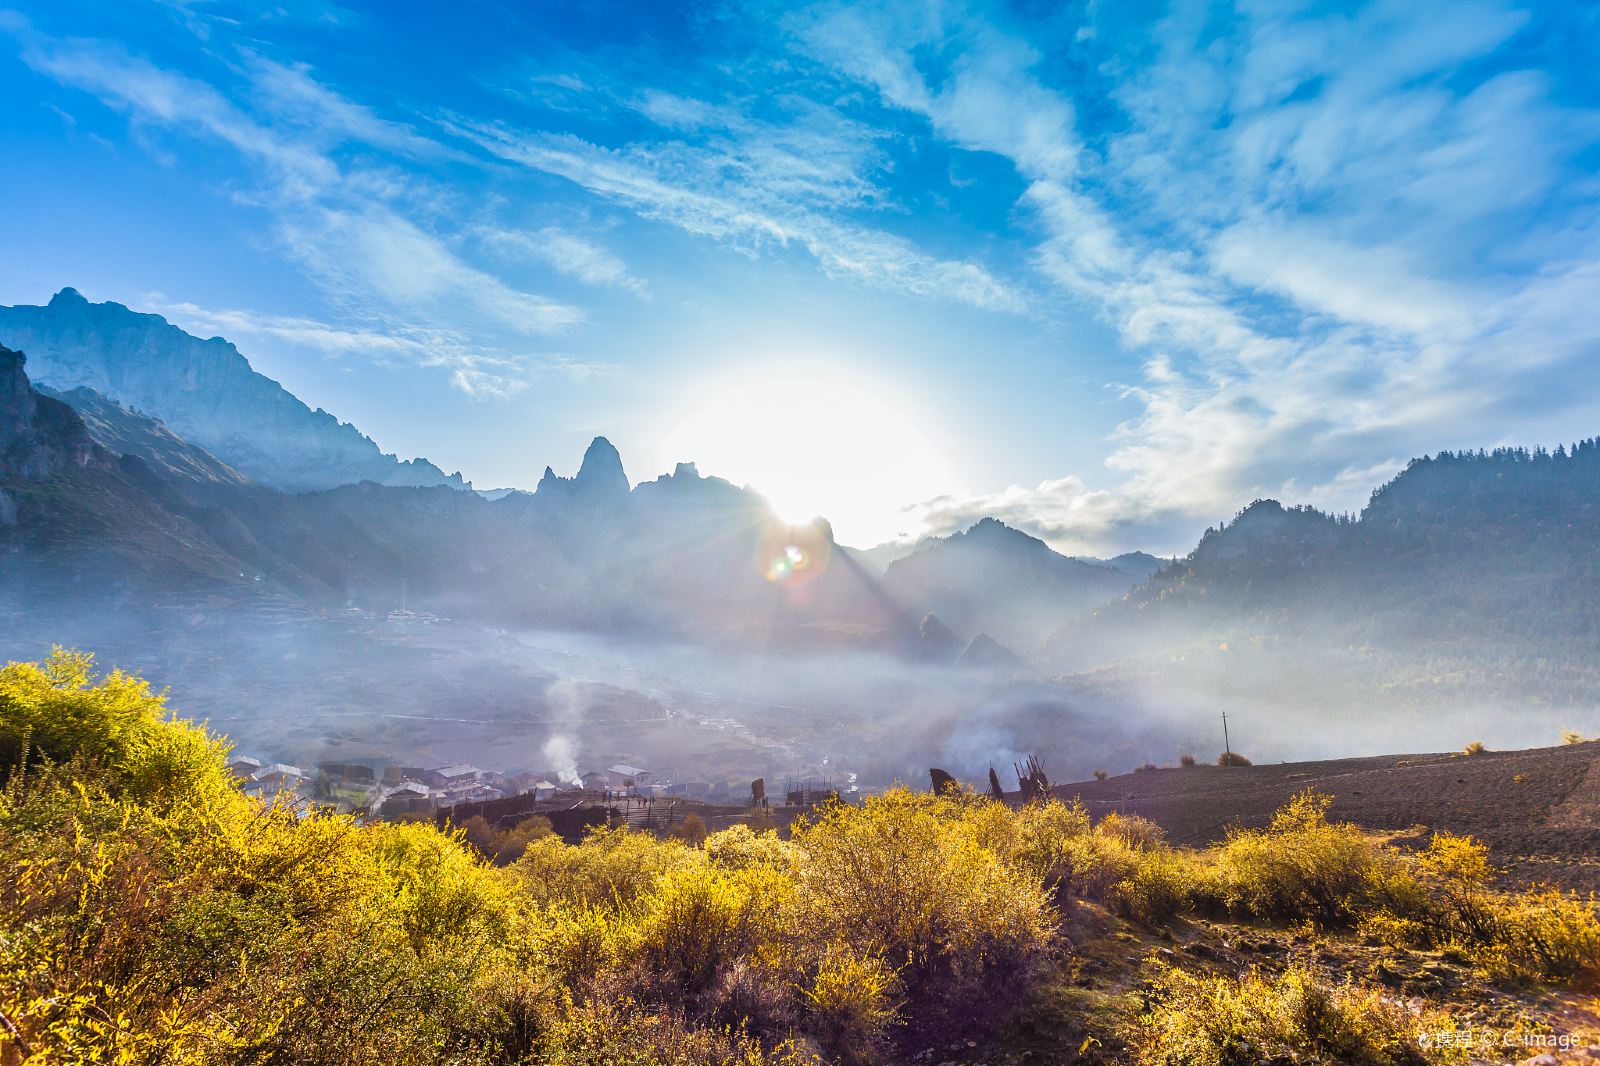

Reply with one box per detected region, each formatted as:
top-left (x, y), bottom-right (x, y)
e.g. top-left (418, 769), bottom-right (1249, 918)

top-left (6, 17), bottom-right (584, 393)
top-left (146, 296), bottom-right (612, 399)
top-left (787, 0), bottom-right (1600, 551)
top-left (447, 117), bottom-right (1026, 313)
top-left (477, 226), bottom-right (651, 298)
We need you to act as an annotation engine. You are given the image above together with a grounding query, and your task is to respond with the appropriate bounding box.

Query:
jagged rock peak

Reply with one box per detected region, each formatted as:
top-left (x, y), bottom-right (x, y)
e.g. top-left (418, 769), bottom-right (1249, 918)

top-left (49, 287), bottom-right (88, 307)
top-left (535, 438), bottom-right (630, 502)
top-left (672, 461), bottom-right (700, 479)
top-left (576, 436), bottom-right (629, 496)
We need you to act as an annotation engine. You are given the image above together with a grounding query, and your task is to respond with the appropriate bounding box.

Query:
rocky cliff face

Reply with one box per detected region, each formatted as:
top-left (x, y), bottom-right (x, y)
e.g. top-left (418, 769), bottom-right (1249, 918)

top-left (0, 289), bottom-right (467, 493)
top-left (42, 385), bottom-right (250, 486)
top-left (0, 345), bottom-right (113, 480)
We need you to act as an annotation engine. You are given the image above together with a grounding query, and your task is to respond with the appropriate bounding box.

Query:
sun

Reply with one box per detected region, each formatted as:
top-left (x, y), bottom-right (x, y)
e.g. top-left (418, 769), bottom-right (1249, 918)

top-left (654, 360), bottom-right (959, 547)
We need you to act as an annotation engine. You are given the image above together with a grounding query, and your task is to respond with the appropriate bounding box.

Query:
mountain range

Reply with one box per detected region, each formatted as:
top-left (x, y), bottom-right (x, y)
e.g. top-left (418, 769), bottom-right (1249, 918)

top-left (0, 290), bottom-right (1157, 657)
top-left (6, 287), bottom-right (1600, 706)
top-left (0, 289), bottom-right (466, 493)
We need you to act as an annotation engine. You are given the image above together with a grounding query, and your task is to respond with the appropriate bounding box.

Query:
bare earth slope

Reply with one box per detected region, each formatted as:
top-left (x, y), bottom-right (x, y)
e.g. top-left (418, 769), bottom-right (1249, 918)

top-left (1054, 740), bottom-right (1600, 892)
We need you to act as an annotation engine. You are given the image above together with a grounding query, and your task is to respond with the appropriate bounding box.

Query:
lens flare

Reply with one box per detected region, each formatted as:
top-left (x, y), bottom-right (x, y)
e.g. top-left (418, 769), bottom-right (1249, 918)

top-left (759, 521), bottom-right (831, 585)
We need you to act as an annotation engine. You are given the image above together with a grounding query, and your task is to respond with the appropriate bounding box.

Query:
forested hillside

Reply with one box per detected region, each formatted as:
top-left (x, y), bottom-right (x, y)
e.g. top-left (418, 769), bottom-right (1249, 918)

top-left (1047, 445), bottom-right (1600, 704)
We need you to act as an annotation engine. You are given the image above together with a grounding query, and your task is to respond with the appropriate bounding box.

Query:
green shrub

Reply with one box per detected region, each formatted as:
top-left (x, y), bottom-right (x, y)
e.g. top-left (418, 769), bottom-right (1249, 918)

top-left (460, 813), bottom-right (553, 865)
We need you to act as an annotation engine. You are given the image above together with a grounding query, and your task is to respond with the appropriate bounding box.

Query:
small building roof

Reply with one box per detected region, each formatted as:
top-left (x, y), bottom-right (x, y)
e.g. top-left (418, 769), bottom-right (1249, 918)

top-left (608, 763), bottom-right (649, 776)
top-left (251, 763), bottom-right (304, 781)
top-left (431, 764), bottom-right (483, 779)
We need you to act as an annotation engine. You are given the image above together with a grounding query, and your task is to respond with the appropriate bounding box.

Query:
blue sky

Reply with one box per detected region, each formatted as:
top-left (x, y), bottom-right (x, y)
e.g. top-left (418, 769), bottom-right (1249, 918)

top-left (1, 0), bottom-right (1597, 551)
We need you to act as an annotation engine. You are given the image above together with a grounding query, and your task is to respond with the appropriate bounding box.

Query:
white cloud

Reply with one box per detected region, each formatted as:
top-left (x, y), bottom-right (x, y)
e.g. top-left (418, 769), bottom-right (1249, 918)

top-left (14, 30), bottom-right (336, 197)
top-left (242, 53), bottom-right (462, 161)
top-left (279, 207), bottom-right (584, 335)
top-left (146, 297), bottom-right (612, 399)
top-left (791, 0), bottom-right (1600, 551)
top-left (8, 21), bottom-right (584, 393)
top-left (447, 119), bottom-right (1026, 313)
top-left (478, 226), bottom-right (650, 298)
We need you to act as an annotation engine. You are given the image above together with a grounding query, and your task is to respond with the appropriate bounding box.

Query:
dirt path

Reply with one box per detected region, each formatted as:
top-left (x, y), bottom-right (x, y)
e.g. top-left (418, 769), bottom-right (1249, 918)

top-left (1549, 748), bottom-right (1600, 830)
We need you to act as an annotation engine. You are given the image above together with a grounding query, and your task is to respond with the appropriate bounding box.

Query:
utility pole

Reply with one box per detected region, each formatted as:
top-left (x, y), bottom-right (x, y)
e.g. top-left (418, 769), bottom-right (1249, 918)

top-left (1222, 711), bottom-right (1232, 763)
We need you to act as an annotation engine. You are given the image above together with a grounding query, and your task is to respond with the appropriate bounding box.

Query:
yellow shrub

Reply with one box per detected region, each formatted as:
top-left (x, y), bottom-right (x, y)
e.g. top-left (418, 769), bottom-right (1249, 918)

top-left (0, 648), bottom-right (238, 813)
top-left (1474, 888), bottom-right (1600, 987)
top-left (537, 996), bottom-right (821, 1065)
top-left (632, 859), bottom-right (771, 995)
top-left (1132, 964), bottom-right (1467, 1065)
top-left (975, 798), bottom-right (1092, 900)
top-left (1098, 811), bottom-right (1167, 849)
top-left (704, 824), bottom-right (797, 872)
top-left (789, 789), bottom-right (1054, 1038)
top-left (1211, 790), bottom-right (1393, 925)
top-left (514, 826), bottom-right (693, 908)
top-left (802, 946), bottom-right (898, 1062)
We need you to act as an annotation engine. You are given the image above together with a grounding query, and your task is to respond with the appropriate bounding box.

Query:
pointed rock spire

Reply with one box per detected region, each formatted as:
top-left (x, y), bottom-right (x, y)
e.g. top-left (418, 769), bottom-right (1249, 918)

top-left (575, 436), bottom-right (629, 498)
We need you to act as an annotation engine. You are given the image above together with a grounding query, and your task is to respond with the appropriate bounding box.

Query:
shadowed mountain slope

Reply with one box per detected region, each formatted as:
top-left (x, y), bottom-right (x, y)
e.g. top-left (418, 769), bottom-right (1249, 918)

top-left (884, 517), bottom-right (1141, 650)
top-left (0, 289), bottom-right (466, 493)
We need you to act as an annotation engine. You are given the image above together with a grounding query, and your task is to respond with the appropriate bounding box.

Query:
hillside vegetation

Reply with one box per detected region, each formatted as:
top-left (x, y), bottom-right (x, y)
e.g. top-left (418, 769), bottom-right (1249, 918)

top-left (2, 651), bottom-right (1598, 1065)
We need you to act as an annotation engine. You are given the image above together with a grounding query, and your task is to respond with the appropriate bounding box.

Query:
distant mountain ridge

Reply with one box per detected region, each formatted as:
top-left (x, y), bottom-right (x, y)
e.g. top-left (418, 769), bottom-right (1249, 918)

top-left (1045, 444), bottom-right (1600, 687)
top-left (1, 343), bottom-right (910, 648)
top-left (883, 517), bottom-right (1143, 651)
top-left (0, 289), bottom-right (466, 493)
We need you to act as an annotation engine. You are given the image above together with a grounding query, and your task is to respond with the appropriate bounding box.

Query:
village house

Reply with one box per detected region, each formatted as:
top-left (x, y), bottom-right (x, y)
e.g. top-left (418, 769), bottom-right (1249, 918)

top-left (427, 764), bottom-right (484, 788)
top-left (243, 763), bottom-right (305, 800)
top-left (578, 770), bottom-right (607, 791)
top-left (440, 780), bottom-right (505, 805)
top-left (607, 763), bottom-right (652, 793)
top-left (376, 781), bottom-right (434, 818)
top-left (227, 754), bottom-right (263, 779)
top-left (318, 761), bottom-right (376, 787)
